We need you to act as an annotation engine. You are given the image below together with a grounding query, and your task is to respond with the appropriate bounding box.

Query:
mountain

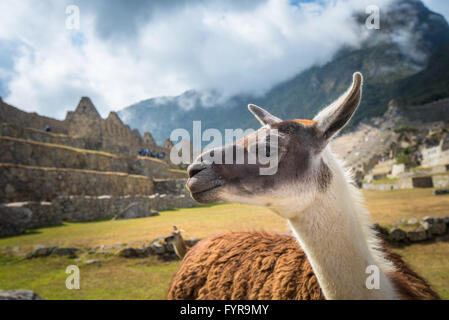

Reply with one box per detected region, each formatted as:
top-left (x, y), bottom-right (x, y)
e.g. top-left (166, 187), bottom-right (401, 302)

top-left (118, 0), bottom-right (449, 145)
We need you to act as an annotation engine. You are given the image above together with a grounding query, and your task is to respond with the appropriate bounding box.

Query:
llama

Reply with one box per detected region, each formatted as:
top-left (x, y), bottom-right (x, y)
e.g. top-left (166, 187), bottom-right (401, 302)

top-left (167, 72), bottom-right (439, 300)
top-left (165, 226), bottom-right (188, 259)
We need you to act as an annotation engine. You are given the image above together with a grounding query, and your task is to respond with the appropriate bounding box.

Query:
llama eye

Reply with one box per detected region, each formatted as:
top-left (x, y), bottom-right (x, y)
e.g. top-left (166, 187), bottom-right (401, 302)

top-left (265, 144), bottom-right (271, 157)
top-left (260, 143), bottom-right (277, 158)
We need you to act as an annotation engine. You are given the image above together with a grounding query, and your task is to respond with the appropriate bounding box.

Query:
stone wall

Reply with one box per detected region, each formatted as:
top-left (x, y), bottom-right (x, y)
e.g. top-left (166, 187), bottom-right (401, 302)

top-left (154, 179), bottom-right (189, 195)
top-left (65, 97), bottom-right (104, 150)
top-left (65, 97), bottom-right (170, 158)
top-left (0, 123), bottom-right (85, 149)
top-left (0, 163), bottom-right (153, 202)
top-left (362, 177), bottom-right (413, 191)
top-left (374, 216), bottom-right (449, 246)
top-left (166, 169), bottom-right (188, 179)
top-left (362, 183), bottom-right (398, 191)
top-left (363, 174), bottom-right (449, 190)
top-left (433, 174), bottom-right (449, 188)
top-left (412, 176), bottom-right (434, 188)
top-left (1, 97), bottom-right (174, 163)
top-left (132, 158), bottom-right (176, 179)
top-left (421, 133), bottom-right (449, 167)
top-left (1, 178), bottom-right (197, 236)
top-left (54, 194), bottom-right (197, 222)
top-left (3, 202), bottom-right (62, 229)
top-left (0, 98), bottom-right (67, 134)
top-left (1, 193), bottom-right (197, 235)
top-left (0, 136), bottom-right (173, 179)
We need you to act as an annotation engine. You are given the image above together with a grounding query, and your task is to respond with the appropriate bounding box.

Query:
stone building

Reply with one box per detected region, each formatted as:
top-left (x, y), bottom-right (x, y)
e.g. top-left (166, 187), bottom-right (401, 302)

top-left (0, 97), bottom-right (195, 237)
top-left (421, 134), bottom-right (449, 168)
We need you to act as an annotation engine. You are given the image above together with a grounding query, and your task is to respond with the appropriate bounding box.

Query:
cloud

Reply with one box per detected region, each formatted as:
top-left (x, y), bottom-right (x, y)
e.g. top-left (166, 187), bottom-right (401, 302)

top-left (0, 0), bottom-right (394, 118)
top-left (422, 0), bottom-right (449, 21)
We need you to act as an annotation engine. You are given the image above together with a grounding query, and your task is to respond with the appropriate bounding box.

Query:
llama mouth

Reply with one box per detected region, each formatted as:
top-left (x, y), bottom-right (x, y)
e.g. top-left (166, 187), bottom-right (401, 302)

top-left (191, 183), bottom-right (223, 195)
top-left (186, 176), bottom-right (224, 193)
top-left (189, 183), bottom-right (224, 203)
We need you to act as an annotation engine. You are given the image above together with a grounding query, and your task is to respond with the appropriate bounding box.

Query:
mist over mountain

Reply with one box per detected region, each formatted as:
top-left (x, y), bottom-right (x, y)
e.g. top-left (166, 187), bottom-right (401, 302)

top-left (118, 0), bottom-right (449, 145)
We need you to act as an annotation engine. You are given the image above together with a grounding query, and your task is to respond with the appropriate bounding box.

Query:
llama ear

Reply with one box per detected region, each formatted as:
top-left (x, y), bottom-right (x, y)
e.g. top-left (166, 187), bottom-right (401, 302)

top-left (313, 72), bottom-right (363, 140)
top-left (248, 104), bottom-right (282, 126)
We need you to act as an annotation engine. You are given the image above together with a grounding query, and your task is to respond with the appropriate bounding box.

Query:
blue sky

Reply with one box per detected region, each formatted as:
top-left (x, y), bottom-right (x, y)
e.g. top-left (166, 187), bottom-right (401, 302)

top-left (0, 0), bottom-right (447, 118)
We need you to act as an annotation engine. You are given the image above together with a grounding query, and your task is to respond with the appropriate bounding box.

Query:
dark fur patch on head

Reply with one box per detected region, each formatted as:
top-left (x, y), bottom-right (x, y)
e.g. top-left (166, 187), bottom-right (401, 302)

top-left (273, 120), bottom-right (326, 153)
top-left (317, 159), bottom-right (332, 192)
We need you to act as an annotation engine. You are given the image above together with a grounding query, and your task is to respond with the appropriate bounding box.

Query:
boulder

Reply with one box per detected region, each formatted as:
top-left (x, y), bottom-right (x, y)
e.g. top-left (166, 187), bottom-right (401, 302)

top-left (434, 189), bottom-right (449, 196)
top-left (150, 242), bottom-right (166, 255)
top-left (0, 290), bottom-right (43, 300)
top-left (118, 247), bottom-right (152, 258)
top-left (149, 210), bottom-right (160, 217)
top-left (54, 247), bottom-right (79, 257)
top-left (185, 238), bottom-right (201, 247)
top-left (27, 246), bottom-right (57, 259)
top-left (435, 234), bottom-right (449, 242)
top-left (388, 228), bottom-right (407, 242)
top-left (421, 220), bottom-right (447, 236)
top-left (115, 202), bottom-right (151, 220)
top-left (165, 243), bottom-right (175, 254)
top-left (372, 223), bottom-right (388, 236)
top-left (158, 252), bottom-right (179, 262)
top-left (0, 205), bottom-right (32, 237)
top-left (422, 216), bottom-right (435, 224)
top-left (406, 230), bottom-right (428, 242)
top-left (444, 217), bottom-right (449, 226)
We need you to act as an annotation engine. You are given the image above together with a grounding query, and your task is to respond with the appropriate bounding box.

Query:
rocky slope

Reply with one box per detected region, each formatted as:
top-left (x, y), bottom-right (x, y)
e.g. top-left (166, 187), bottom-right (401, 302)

top-left (330, 97), bottom-right (449, 182)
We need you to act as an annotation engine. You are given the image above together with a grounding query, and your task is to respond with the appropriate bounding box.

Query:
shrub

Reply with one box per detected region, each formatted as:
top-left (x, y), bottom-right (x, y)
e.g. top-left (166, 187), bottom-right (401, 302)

top-left (396, 147), bottom-right (414, 165)
top-left (394, 125), bottom-right (418, 134)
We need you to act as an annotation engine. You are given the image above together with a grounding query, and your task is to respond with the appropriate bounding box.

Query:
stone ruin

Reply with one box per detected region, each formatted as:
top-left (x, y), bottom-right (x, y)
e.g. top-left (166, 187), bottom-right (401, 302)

top-left (373, 216), bottom-right (449, 245)
top-left (331, 98), bottom-right (449, 190)
top-left (362, 128), bottom-right (449, 191)
top-left (0, 96), bottom-right (172, 157)
top-left (0, 97), bottom-right (197, 238)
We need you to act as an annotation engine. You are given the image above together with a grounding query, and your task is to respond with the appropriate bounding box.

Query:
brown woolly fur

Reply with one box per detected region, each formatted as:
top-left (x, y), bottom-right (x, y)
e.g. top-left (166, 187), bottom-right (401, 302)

top-left (167, 231), bottom-right (440, 300)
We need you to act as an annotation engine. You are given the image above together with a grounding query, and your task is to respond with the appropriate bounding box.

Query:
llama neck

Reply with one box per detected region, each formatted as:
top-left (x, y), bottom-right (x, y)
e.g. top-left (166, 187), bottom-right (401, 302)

top-left (287, 150), bottom-right (398, 300)
top-left (173, 238), bottom-right (188, 259)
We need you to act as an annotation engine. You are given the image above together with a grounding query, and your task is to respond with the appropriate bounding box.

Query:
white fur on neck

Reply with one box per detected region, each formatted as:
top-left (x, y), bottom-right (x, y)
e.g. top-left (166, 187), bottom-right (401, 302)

top-left (287, 147), bottom-right (399, 300)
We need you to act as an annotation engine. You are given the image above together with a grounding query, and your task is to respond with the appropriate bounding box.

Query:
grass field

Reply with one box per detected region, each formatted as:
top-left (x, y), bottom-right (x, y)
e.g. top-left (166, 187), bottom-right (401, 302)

top-left (0, 188), bottom-right (448, 299)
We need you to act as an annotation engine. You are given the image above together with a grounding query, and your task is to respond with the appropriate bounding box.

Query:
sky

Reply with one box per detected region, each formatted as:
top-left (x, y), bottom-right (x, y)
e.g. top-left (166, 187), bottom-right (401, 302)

top-left (0, 0), bottom-right (447, 119)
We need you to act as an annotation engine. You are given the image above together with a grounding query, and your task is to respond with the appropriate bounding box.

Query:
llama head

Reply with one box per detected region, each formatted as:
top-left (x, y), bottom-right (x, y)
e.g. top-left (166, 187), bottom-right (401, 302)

top-left (187, 72), bottom-right (362, 218)
top-left (164, 225), bottom-right (183, 245)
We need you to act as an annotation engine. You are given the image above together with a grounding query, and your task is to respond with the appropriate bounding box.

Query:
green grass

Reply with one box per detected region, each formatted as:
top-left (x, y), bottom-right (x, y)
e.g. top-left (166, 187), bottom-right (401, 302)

top-left (372, 177), bottom-right (399, 185)
top-left (1, 190), bottom-right (449, 300)
top-left (394, 242), bottom-right (449, 299)
top-left (0, 204), bottom-right (285, 251)
top-left (0, 255), bottom-right (179, 300)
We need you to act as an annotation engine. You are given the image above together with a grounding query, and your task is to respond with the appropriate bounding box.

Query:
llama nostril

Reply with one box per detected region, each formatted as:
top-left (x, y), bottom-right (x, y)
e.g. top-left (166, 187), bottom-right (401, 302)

top-left (188, 164), bottom-right (207, 178)
top-left (189, 168), bottom-right (203, 178)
